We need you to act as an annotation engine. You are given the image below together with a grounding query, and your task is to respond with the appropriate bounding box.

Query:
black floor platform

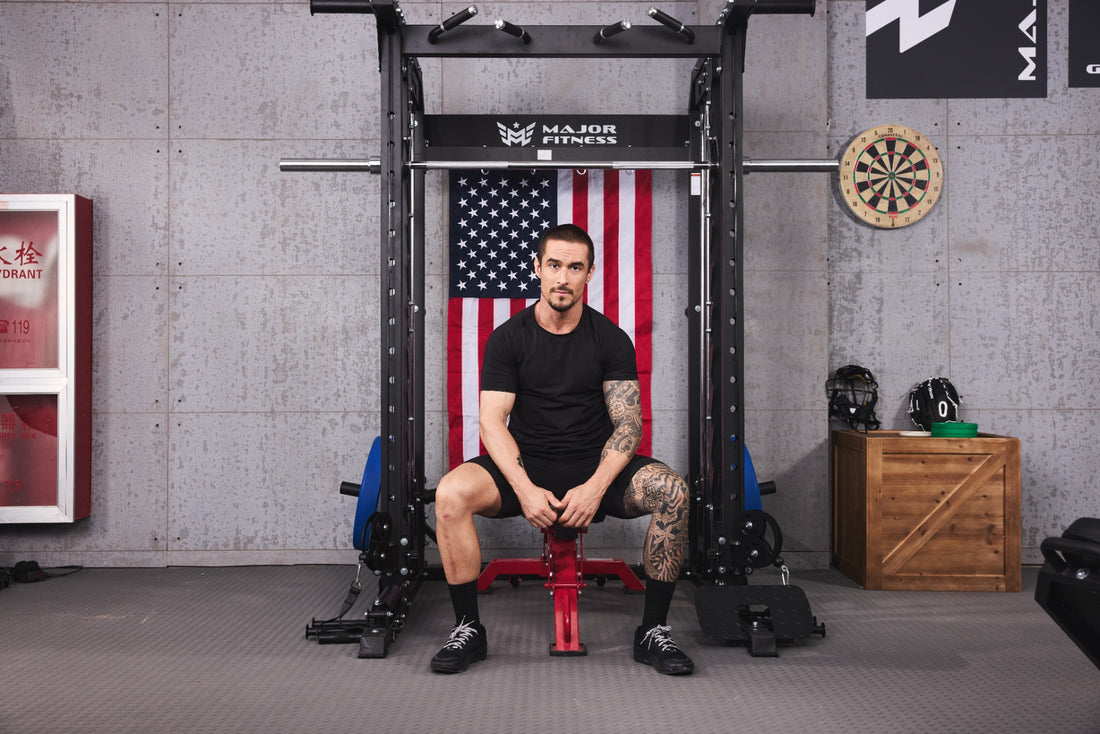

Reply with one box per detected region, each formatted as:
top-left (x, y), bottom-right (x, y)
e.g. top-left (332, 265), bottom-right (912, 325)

top-left (1, 565), bottom-right (1096, 733)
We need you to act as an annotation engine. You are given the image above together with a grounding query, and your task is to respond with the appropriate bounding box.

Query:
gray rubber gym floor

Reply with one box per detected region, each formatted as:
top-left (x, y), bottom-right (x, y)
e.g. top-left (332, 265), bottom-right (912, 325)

top-left (1, 564), bottom-right (1096, 734)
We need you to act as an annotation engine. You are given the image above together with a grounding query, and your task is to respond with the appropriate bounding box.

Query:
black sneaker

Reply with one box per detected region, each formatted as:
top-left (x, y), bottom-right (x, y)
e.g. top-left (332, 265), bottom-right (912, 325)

top-left (633, 624), bottom-right (694, 675)
top-left (430, 618), bottom-right (487, 673)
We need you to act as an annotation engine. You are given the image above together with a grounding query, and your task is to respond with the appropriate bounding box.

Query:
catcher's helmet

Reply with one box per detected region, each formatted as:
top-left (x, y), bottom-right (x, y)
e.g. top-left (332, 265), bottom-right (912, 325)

top-left (827, 364), bottom-right (881, 431)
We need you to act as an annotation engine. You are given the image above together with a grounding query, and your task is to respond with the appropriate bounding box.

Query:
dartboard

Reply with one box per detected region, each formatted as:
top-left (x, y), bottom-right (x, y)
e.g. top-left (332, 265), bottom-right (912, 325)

top-left (838, 124), bottom-right (943, 229)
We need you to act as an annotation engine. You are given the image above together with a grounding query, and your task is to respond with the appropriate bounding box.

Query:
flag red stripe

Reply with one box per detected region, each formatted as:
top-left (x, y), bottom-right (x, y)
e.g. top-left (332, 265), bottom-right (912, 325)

top-left (603, 172), bottom-right (620, 324)
top-left (446, 297), bottom-right (465, 466)
top-left (572, 170), bottom-right (588, 231)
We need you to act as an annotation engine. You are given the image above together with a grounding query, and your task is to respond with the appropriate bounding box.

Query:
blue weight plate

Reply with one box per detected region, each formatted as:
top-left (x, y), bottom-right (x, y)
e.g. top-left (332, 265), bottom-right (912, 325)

top-left (744, 445), bottom-right (762, 512)
top-left (352, 437), bottom-right (382, 551)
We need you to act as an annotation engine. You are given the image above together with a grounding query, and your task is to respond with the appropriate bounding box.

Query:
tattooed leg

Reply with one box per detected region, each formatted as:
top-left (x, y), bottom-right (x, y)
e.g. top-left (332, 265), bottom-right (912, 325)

top-left (624, 463), bottom-right (689, 583)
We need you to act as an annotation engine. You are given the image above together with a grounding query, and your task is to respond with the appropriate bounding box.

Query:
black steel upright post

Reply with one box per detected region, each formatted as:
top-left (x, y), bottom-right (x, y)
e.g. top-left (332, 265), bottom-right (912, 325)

top-left (405, 56), bottom-right (427, 580)
top-left (713, 14), bottom-right (748, 583)
top-left (686, 20), bottom-right (747, 585)
top-left (372, 0), bottom-right (427, 656)
top-left (687, 57), bottom-right (716, 579)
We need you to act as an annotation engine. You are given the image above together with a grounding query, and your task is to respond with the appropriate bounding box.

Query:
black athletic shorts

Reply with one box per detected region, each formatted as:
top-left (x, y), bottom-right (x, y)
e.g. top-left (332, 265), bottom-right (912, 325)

top-left (468, 452), bottom-right (659, 520)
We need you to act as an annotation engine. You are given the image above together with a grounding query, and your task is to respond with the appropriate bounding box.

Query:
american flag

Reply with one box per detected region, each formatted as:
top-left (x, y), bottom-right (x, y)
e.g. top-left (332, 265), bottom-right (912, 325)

top-left (446, 169), bottom-right (653, 469)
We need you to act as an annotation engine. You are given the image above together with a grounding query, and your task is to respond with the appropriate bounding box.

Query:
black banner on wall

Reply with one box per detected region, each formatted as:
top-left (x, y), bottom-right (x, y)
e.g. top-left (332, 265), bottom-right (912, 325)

top-left (1069, 0), bottom-right (1100, 87)
top-left (866, 0), bottom-right (1047, 99)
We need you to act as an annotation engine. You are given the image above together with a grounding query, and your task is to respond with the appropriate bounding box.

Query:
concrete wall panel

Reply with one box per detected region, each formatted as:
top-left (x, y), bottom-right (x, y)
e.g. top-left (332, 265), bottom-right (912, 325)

top-left (950, 273), bottom-right (1100, 410)
top-left (169, 274), bottom-right (374, 413)
top-left (93, 275), bottom-right (169, 415)
top-left (168, 410), bottom-right (375, 560)
top-left (948, 136), bottom-right (1100, 273)
top-left (170, 140), bottom-right (376, 277)
top-left (169, 3), bottom-right (373, 140)
top-left (0, 3), bottom-right (167, 140)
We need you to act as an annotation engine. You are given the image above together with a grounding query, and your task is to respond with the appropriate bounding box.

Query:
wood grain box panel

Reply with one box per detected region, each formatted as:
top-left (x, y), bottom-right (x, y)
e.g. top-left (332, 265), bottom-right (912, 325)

top-left (831, 430), bottom-right (1021, 591)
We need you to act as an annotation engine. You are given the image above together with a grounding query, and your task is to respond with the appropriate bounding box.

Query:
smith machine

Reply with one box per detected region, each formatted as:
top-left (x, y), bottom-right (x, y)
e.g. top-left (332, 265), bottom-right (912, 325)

top-left (288, 0), bottom-right (830, 658)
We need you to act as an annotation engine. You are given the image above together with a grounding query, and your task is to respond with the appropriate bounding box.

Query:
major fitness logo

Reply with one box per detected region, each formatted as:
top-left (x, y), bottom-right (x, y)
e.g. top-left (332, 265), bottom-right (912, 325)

top-left (495, 120), bottom-right (618, 147)
top-left (497, 122), bottom-right (535, 147)
top-left (866, 0), bottom-right (1046, 98)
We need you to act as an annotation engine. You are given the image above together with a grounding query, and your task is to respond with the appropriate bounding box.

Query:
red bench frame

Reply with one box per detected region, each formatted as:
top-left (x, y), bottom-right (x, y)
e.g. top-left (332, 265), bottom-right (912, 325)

top-left (477, 526), bottom-right (645, 655)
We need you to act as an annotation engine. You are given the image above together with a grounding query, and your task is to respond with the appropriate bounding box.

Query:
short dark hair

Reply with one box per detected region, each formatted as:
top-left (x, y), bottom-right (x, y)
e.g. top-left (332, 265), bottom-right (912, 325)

top-left (536, 224), bottom-right (595, 268)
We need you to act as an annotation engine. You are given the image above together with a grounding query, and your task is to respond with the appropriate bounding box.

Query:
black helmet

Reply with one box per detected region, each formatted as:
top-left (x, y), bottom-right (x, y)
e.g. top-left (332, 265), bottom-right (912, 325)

top-left (827, 365), bottom-right (881, 431)
top-left (908, 377), bottom-right (960, 431)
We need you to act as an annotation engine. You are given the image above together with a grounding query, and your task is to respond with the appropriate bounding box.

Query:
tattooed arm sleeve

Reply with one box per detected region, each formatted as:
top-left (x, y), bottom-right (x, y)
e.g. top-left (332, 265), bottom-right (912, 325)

top-left (602, 379), bottom-right (643, 462)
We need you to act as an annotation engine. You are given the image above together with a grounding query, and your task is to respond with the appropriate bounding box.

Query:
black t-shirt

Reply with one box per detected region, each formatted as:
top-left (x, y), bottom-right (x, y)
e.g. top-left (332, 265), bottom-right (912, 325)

top-left (480, 304), bottom-right (638, 461)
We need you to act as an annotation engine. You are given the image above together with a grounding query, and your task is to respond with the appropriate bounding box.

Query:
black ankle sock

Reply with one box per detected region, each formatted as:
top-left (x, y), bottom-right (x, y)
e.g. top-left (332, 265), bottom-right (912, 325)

top-left (641, 578), bottom-right (677, 629)
top-left (448, 580), bottom-right (480, 626)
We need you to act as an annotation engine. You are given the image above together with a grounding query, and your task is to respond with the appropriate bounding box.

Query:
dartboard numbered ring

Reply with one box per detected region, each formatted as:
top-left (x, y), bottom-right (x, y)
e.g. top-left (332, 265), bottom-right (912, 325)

top-left (838, 124), bottom-right (943, 229)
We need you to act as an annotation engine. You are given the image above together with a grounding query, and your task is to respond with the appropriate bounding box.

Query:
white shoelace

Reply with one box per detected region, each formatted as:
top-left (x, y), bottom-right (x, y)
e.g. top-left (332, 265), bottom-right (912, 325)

top-left (641, 624), bottom-right (679, 652)
top-left (443, 619), bottom-right (479, 650)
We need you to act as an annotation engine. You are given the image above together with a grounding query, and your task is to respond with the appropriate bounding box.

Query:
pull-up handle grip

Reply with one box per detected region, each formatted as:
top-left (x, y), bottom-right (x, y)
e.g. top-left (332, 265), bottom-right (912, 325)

top-left (719, 0), bottom-right (814, 27)
top-left (648, 7), bottom-right (694, 44)
top-left (428, 6), bottom-right (478, 43)
top-left (310, 0), bottom-right (376, 14)
top-left (495, 19), bottom-right (532, 44)
top-left (593, 20), bottom-right (631, 44)
top-left (752, 0), bottom-right (816, 15)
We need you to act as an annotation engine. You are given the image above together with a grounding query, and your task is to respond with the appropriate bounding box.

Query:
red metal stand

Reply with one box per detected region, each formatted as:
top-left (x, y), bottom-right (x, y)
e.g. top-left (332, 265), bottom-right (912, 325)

top-left (477, 526), bottom-right (645, 656)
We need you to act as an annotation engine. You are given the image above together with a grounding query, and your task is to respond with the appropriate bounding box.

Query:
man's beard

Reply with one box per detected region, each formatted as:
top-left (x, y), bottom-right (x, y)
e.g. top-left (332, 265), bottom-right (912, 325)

top-left (548, 290), bottom-right (575, 312)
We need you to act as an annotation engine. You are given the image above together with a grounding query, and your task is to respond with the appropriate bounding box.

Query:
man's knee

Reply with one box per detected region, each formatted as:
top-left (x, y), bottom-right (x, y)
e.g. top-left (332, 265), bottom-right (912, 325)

top-left (435, 463), bottom-right (499, 519)
top-left (434, 468), bottom-right (475, 517)
top-left (631, 463), bottom-right (689, 517)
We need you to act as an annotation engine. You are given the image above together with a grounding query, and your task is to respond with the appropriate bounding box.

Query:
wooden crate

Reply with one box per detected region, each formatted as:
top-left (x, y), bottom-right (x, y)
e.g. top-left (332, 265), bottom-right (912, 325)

top-left (831, 430), bottom-right (1021, 591)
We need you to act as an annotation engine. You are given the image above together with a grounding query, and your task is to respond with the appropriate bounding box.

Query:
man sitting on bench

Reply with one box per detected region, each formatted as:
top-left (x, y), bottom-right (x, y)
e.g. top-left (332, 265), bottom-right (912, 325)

top-left (431, 223), bottom-right (694, 676)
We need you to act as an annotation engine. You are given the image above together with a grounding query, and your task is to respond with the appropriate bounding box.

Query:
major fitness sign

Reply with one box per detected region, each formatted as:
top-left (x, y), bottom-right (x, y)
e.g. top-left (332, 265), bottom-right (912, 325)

top-left (866, 0), bottom-right (1047, 98)
top-left (425, 115), bottom-right (689, 150)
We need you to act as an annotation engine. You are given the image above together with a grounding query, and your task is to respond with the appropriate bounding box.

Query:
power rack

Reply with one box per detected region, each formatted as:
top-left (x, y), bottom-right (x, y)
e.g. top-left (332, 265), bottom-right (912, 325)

top-left (291, 0), bottom-right (827, 658)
